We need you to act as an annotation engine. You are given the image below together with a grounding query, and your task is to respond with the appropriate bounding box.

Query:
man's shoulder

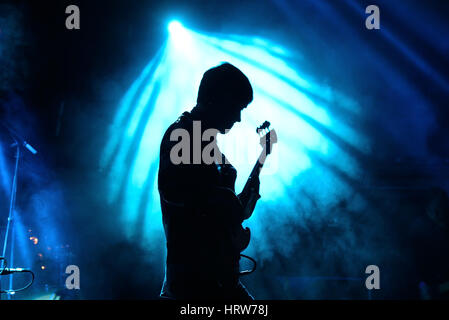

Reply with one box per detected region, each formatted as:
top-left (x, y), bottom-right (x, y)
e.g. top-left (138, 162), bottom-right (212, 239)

top-left (164, 112), bottom-right (192, 136)
top-left (160, 112), bottom-right (192, 151)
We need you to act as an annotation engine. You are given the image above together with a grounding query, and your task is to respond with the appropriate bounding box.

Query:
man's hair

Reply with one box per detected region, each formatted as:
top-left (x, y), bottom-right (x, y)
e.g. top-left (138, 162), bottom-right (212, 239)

top-left (197, 62), bottom-right (253, 108)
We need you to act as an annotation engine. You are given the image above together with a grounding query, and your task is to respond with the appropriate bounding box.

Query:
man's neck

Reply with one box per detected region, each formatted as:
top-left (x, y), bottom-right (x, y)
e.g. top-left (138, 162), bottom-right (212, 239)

top-left (189, 105), bottom-right (216, 132)
top-left (189, 105), bottom-right (204, 119)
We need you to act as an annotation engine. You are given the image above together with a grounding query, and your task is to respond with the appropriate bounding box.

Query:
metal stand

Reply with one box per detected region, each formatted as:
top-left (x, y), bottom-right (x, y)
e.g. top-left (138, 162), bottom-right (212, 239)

top-left (0, 122), bottom-right (37, 300)
top-left (1, 141), bottom-right (20, 300)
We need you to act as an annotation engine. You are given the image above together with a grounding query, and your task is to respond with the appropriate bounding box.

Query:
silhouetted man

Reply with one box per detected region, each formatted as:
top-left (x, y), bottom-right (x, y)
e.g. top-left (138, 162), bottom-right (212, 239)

top-left (158, 63), bottom-right (259, 300)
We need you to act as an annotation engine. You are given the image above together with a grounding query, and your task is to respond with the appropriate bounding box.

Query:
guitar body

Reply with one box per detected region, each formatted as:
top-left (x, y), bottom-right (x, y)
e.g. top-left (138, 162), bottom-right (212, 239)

top-left (232, 224), bottom-right (251, 252)
top-left (210, 186), bottom-right (252, 253)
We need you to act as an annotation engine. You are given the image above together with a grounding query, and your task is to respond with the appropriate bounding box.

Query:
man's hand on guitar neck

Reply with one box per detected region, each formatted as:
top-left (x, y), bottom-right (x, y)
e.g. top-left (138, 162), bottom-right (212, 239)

top-left (238, 176), bottom-right (261, 220)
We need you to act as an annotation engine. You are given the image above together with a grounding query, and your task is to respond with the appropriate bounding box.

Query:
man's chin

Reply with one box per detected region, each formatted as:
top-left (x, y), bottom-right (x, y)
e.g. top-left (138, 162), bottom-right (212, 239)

top-left (219, 125), bottom-right (233, 134)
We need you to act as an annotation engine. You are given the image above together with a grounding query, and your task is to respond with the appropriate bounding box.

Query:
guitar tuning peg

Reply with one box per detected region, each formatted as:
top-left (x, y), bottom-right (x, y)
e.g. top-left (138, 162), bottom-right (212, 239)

top-left (256, 121), bottom-right (271, 134)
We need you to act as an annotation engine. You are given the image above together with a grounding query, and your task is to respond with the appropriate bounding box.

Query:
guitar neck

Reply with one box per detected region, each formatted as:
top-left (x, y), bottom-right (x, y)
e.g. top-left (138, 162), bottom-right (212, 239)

top-left (243, 147), bottom-right (267, 191)
top-left (242, 126), bottom-right (276, 194)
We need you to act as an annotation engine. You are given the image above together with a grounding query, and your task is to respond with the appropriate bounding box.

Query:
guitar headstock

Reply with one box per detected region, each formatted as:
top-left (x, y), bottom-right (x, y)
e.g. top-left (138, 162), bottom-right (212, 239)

top-left (257, 121), bottom-right (277, 155)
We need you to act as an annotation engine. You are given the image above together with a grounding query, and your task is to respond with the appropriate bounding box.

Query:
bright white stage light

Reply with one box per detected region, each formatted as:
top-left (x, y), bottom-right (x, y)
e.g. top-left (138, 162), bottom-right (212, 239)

top-left (167, 20), bottom-right (193, 52)
top-left (168, 20), bottom-right (183, 34)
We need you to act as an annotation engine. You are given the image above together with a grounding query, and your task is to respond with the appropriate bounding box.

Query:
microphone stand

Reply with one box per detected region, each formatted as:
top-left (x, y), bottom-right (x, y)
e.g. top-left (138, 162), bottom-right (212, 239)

top-left (0, 122), bottom-right (38, 300)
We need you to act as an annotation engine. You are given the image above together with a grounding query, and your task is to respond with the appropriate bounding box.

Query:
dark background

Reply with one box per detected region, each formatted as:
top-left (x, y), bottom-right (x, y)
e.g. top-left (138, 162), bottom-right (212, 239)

top-left (1, 0), bottom-right (448, 299)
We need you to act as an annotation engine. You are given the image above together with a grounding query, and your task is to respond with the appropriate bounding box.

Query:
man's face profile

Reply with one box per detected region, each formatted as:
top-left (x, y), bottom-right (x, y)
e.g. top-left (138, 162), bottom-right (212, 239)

top-left (214, 102), bottom-right (246, 134)
top-left (196, 63), bottom-right (253, 134)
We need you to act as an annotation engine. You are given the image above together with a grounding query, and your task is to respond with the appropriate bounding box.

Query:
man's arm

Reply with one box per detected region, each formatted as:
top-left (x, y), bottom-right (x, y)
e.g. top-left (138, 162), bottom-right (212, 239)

top-left (159, 129), bottom-right (244, 223)
top-left (160, 164), bottom-right (244, 223)
top-left (238, 176), bottom-right (261, 220)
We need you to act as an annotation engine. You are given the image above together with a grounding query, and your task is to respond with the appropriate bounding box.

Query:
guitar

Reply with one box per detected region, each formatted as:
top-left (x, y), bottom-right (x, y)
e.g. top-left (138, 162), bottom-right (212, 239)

top-left (231, 121), bottom-right (278, 253)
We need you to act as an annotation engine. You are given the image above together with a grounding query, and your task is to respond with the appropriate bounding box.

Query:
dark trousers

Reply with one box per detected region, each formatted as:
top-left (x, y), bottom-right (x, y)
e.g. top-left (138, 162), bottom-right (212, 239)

top-left (160, 273), bottom-right (254, 300)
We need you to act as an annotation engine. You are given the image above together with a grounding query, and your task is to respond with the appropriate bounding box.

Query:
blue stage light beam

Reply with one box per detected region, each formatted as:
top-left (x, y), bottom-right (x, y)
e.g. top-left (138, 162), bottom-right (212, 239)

top-left (100, 22), bottom-right (368, 260)
top-left (343, 0), bottom-right (449, 92)
top-left (0, 143), bottom-right (12, 195)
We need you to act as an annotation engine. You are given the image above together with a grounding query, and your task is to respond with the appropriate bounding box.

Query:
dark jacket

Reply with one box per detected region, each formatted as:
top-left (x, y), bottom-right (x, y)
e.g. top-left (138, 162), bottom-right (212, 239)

top-left (158, 111), bottom-right (243, 299)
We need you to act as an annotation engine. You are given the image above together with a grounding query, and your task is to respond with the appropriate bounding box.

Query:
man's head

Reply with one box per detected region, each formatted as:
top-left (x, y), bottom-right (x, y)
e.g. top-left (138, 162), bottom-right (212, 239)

top-left (196, 63), bottom-right (253, 133)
